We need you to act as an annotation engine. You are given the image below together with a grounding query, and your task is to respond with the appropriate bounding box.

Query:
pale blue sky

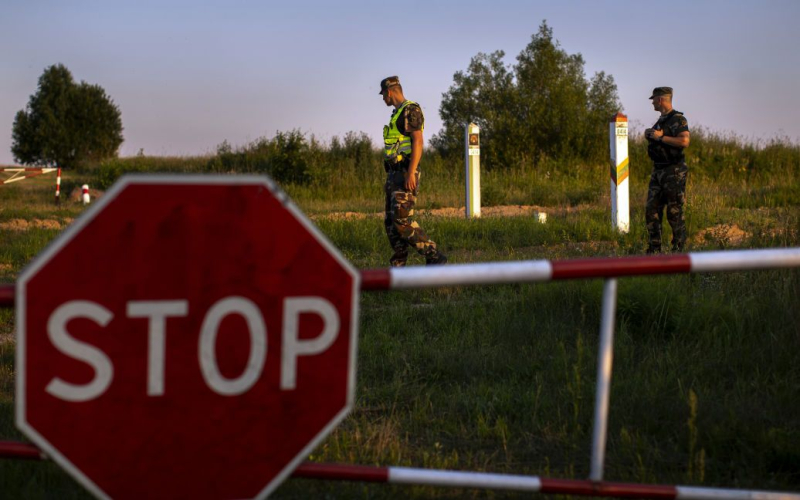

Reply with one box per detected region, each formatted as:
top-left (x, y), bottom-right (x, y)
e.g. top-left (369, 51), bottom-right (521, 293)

top-left (2, 0), bottom-right (799, 165)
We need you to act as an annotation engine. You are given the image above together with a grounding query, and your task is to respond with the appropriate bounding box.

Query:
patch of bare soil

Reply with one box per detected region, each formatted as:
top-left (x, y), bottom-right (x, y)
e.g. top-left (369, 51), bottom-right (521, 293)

top-left (313, 211), bottom-right (380, 221)
top-left (693, 224), bottom-right (750, 246)
top-left (0, 218), bottom-right (74, 231)
top-left (314, 204), bottom-right (590, 221)
top-left (0, 263), bottom-right (12, 273)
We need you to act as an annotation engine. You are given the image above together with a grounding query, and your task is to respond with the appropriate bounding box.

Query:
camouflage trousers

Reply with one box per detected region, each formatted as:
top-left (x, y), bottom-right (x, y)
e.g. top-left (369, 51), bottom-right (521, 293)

top-left (384, 168), bottom-right (440, 266)
top-left (645, 162), bottom-right (688, 252)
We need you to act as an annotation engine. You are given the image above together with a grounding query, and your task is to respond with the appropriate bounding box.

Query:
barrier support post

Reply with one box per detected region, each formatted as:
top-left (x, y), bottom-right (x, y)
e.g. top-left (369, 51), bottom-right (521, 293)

top-left (465, 123), bottom-right (480, 218)
top-left (55, 167), bottom-right (61, 205)
top-left (609, 113), bottom-right (629, 233)
top-left (590, 278), bottom-right (618, 481)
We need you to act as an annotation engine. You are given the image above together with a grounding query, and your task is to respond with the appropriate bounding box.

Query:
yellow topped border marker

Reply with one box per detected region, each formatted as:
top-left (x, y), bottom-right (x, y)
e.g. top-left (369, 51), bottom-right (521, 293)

top-left (609, 113), bottom-right (630, 233)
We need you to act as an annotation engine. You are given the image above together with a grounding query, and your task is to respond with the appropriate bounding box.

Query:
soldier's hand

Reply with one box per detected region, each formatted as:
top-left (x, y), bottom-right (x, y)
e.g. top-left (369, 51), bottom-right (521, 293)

top-left (405, 171), bottom-right (417, 192)
top-left (651, 129), bottom-right (664, 141)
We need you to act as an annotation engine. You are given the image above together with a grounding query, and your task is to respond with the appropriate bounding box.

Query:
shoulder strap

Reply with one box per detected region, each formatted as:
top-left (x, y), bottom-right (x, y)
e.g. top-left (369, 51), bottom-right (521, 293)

top-left (392, 100), bottom-right (416, 121)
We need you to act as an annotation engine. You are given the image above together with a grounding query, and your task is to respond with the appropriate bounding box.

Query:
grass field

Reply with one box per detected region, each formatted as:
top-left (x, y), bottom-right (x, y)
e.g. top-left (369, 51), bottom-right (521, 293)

top-left (1, 146), bottom-right (799, 498)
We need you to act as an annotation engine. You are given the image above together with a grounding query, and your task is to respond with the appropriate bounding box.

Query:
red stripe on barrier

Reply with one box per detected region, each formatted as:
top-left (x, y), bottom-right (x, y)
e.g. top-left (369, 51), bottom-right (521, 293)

top-left (359, 269), bottom-right (391, 291)
top-left (0, 441), bottom-right (43, 460)
top-left (0, 284), bottom-right (13, 308)
top-left (540, 478), bottom-right (677, 498)
top-left (551, 255), bottom-right (691, 280)
top-left (293, 462), bottom-right (389, 482)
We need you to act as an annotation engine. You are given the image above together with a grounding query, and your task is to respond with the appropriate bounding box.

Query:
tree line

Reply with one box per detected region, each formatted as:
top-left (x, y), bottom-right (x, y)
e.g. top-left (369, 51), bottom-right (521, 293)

top-left (432, 21), bottom-right (621, 169)
top-left (10, 22), bottom-right (620, 173)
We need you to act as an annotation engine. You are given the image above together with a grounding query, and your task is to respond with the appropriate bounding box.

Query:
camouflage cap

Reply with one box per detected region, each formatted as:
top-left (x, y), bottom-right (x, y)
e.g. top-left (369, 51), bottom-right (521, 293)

top-left (379, 76), bottom-right (400, 94)
top-left (649, 87), bottom-right (673, 99)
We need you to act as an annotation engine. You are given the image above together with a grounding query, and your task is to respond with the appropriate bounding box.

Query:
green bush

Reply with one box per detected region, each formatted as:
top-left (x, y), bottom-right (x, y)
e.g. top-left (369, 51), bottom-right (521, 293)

top-left (85, 127), bottom-right (799, 216)
top-left (92, 154), bottom-right (209, 189)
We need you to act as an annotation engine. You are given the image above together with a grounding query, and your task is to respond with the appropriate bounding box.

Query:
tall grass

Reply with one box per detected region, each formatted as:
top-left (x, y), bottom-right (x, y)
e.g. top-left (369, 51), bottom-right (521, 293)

top-left (83, 128), bottom-right (800, 215)
top-left (1, 130), bottom-right (798, 498)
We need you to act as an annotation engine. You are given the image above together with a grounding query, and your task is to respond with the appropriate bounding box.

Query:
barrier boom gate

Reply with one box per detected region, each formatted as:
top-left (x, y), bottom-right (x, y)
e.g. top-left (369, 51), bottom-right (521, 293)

top-left (1, 245), bottom-right (799, 499)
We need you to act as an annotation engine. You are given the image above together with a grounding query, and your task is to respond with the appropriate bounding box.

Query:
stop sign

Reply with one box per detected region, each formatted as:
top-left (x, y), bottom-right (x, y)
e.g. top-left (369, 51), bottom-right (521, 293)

top-left (16, 175), bottom-right (360, 499)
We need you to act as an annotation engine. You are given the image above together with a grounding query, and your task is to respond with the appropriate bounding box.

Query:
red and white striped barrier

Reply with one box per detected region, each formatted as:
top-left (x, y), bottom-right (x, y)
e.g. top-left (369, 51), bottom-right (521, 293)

top-left (0, 283), bottom-right (12, 308)
top-left (360, 248), bottom-right (800, 290)
top-left (292, 463), bottom-right (800, 500)
top-left (0, 444), bottom-right (795, 500)
top-left (0, 440), bottom-right (46, 460)
top-left (2, 248), bottom-right (799, 308)
top-left (0, 167), bottom-right (58, 186)
top-left (2, 247), bottom-right (799, 498)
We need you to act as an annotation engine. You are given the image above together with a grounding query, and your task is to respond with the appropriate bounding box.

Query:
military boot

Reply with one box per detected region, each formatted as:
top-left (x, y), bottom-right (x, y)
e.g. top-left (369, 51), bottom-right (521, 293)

top-left (425, 252), bottom-right (448, 266)
top-left (390, 248), bottom-right (408, 267)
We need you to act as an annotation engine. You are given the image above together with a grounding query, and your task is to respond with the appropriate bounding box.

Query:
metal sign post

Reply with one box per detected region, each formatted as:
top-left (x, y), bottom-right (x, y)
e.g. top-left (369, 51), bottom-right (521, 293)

top-left (609, 113), bottom-right (630, 233)
top-left (465, 123), bottom-right (481, 218)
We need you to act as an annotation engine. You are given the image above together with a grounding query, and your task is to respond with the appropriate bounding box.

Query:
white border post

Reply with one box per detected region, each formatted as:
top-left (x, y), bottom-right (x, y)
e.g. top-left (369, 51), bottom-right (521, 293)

top-left (465, 123), bottom-right (481, 218)
top-left (589, 278), bottom-right (618, 482)
top-left (609, 113), bottom-right (629, 233)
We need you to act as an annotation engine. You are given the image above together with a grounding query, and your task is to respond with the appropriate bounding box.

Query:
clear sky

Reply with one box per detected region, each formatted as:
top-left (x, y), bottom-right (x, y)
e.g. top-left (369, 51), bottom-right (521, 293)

top-left (2, 0), bottom-right (799, 165)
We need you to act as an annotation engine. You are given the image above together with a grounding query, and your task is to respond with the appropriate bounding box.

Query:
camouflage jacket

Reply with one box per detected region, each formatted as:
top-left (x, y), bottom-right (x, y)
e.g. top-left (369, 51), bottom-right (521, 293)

top-left (647, 110), bottom-right (689, 166)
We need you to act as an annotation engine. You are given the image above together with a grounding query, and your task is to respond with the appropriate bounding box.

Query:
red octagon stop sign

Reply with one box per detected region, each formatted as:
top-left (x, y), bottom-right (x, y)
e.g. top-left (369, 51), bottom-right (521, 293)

top-left (16, 176), bottom-right (360, 499)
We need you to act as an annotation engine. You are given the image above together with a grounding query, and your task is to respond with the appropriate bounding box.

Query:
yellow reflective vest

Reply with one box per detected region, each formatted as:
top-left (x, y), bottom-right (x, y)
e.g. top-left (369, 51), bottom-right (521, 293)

top-left (383, 100), bottom-right (423, 162)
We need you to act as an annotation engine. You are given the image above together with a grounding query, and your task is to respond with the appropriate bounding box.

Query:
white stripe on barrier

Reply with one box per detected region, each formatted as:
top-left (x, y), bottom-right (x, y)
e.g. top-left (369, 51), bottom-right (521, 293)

top-left (390, 260), bottom-right (553, 289)
top-left (677, 485), bottom-right (800, 500)
top-left (388, 467), bottom-right (543, 491)
top-left (690, 248), bottom-right (800, 273)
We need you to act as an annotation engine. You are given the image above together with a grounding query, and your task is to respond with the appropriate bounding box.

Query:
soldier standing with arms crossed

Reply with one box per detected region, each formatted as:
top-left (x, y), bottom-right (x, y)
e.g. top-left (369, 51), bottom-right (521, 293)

top-left (379, 76), bottom-right (447, 267)
top-left (644, 87), bottom-right (691, 253)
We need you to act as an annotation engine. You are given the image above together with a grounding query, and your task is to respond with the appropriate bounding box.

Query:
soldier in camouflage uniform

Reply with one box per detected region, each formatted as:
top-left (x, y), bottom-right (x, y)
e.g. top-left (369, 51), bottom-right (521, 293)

top-left (379, 76), bottom-right (447, 267)
top-left (644, 87), bottom-right (691, 253)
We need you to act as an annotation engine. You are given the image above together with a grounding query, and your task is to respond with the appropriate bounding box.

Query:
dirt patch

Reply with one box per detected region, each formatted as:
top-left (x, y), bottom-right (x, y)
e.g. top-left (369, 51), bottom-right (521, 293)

top-left (0, 218), bottom-right (73, 231)
top-left (314, 204), bottom-right (574, 221)
top-left (315, 211), bottom-right (380, 221)
top-left (693, 224), bottom-right (750, 246)
top-left (425, 204), bottom-right (593, 218)
top-left (0, 263), bottom-right (12, 273)
top-left (421, 205), bottom-right (550, 218)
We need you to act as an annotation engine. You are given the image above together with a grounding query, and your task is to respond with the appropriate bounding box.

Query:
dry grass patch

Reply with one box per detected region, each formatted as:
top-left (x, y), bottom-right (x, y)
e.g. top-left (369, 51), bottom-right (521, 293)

top-left (693, 224), bottom-right (750, 246)
top-left (0, 218), bottom-right (73, 231)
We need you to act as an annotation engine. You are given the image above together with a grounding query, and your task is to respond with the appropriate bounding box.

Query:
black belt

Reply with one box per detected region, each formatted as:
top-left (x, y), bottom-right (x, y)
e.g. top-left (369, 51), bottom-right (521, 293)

top-left (653, 161), bottom-right (684, 169)
top-left (385, 158), bottom-right (409, 173)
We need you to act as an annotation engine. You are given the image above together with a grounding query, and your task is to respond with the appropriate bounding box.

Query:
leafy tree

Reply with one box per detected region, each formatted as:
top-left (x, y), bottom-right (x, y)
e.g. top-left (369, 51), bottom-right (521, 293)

top-left (12, 64), bottom-right (123, 169)
top-left (431, 21), bottom-right (621, 169)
